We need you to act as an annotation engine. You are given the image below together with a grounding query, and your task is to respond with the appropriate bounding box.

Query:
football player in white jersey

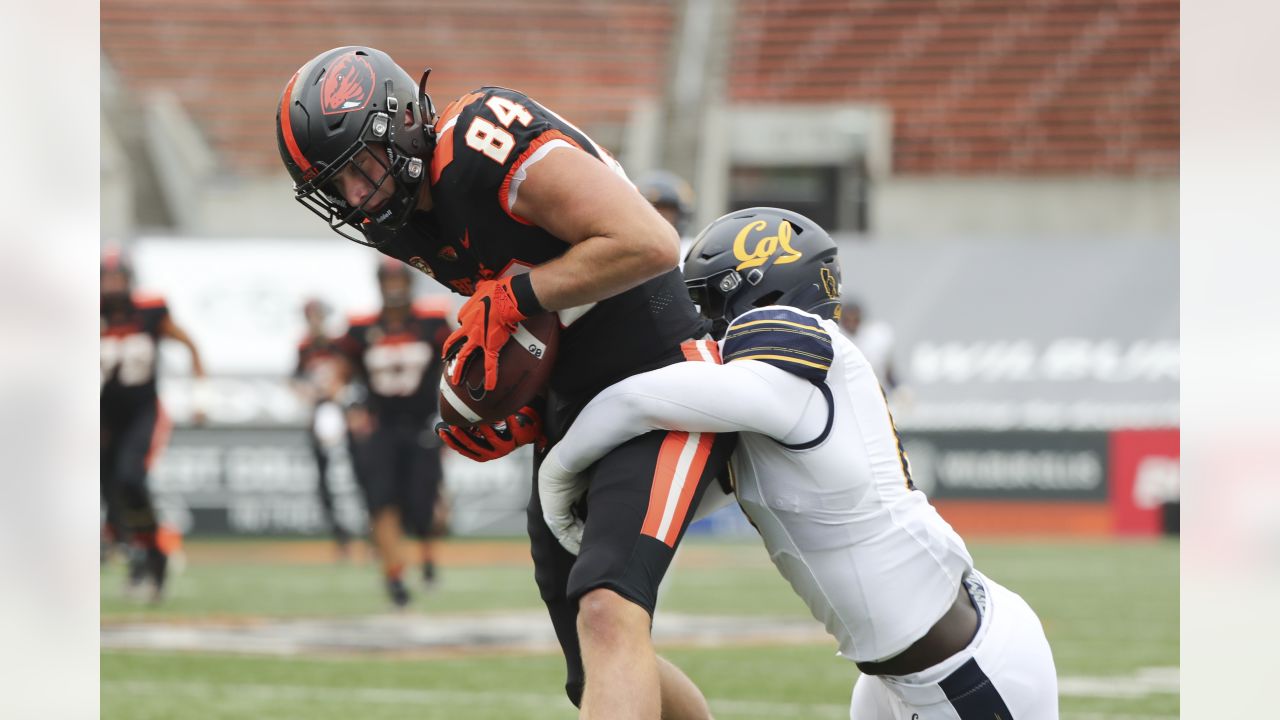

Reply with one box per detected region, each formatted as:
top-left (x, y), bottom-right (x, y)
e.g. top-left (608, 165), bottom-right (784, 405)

top-left (539, 208), bottom-right (1059, 719)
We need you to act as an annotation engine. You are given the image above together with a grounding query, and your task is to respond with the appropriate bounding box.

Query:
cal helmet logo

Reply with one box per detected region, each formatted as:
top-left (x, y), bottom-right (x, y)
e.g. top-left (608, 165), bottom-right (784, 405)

top-left (320, 53), bottom-right (376, 115)
top-left (734, 220), bottom-right (803, 271)
top-left (821, 266), bottom-right (842, 321)
top-left (820, 266), bottom-right (839, 300)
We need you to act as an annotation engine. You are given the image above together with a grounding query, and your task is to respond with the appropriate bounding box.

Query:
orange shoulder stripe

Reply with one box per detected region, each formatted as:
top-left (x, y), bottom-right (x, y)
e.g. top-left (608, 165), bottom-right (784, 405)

top-left (498, 129), bottom-right (585, 225)
top-left (430, 91), bottom-right (486, 183)
top-left (132, 293), bottom-right (167, 309)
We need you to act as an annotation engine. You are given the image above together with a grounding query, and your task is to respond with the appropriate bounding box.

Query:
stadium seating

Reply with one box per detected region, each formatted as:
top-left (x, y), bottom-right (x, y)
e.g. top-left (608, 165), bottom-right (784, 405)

top-left (101, 0), bottom-right (676, 174)
top-left (728, 0), bottom-right (1178, 174)
top-left (102, 0), bottom-right (1177, 176)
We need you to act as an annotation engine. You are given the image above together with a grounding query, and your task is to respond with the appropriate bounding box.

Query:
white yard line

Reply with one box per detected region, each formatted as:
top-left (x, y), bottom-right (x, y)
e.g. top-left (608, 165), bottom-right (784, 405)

top-left (1057, 666), bottom-right (1180, 699)
top-left (103, 680), bottom-right (850, 718)
top-left (104, 666), bottom-right (1179, 717)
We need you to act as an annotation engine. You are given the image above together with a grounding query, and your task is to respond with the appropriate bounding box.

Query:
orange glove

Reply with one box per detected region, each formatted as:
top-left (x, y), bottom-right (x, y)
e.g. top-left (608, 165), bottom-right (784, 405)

top-left (443, 276), bottom-right (540, 391)
top-left (436, 406), bottom-right (545, 462)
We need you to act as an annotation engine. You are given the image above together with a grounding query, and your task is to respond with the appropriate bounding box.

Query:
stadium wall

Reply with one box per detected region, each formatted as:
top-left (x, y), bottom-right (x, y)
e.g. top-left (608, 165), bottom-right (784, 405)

top-left (148, 427), bottom-right (1179, 539)
top-left (123, 236), bottom-right (1177, 539)
top-left (875, 176), bottom-right (1179, 241)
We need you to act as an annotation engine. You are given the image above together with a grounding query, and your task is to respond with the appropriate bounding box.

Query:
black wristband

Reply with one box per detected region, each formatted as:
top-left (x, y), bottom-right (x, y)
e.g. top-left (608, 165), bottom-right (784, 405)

top-left (509, 272), bottom-right (546, 316)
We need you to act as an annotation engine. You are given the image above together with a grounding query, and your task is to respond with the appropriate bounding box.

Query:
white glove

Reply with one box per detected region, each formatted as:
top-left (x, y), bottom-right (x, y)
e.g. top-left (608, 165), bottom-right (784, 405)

top-left (313, 401), bottom-right (347, 449)
top-left (539, 449), bottom-right (590, 556)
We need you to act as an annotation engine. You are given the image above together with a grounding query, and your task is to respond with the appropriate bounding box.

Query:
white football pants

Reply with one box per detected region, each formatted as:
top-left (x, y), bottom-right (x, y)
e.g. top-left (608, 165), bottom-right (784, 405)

top-left (850, 572), bottom-right (1059, 719)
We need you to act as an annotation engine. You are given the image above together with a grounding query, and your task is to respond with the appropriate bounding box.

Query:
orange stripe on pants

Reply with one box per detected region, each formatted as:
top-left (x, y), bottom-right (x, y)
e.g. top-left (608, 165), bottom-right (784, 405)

top-left (660, 432), bottom-right (716, 545)
top-left (680, 339), bottom-right (721, 364)
top-left (640, 431), bottom-right (716, 547)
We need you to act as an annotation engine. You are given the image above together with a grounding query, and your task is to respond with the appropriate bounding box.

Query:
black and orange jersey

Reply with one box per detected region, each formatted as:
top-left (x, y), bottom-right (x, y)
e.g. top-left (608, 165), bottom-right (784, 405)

top-left (365, 87), bottom-right (706, 403)
top-left (294, 334), bottom-right (347, 405)
top-left (338, 300), bottom-right (451, 423)
top-left (101, 293), bottom-right (168, 413)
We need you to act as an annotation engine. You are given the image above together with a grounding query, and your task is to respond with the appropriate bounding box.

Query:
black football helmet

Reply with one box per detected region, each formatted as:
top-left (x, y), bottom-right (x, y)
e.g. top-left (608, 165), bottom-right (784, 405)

top-left (634, 170), bottom-right (695, 235)
top-left (683, 207), bottom-right (841, 338)
top-left (276, 46), bottom-right (438, 246)
top-left (100, 247), bottom-right (133, 284)
top-left (377, 257), bottom-right (414, 308)
top-left (100, 247), bottom-right (135, 313)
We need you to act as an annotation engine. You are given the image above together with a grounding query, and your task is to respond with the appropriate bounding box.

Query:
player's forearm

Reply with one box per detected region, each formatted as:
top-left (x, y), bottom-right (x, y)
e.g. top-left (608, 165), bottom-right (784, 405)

top-left (551, 368), bottom-right (764, 474)
top-left (189, 347), bottom-right (206, 378)
top-left (525, 229), bottom-right (677, 311)
top-left (162, 318), bottom-right (206, 377)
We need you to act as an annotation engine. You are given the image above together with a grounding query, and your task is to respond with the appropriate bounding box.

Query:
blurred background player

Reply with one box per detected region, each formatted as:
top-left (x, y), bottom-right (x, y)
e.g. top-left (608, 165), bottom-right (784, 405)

top-left (338, 259), bottom-right (452, 608)
top-left (291, 298), bottom-right (354, 559)
top-left (100, 249), bottom-right (206, 603)
top-left (839, 296), bottom-right (899, 393)
top-left (634, 169), bottom-right (696, 237)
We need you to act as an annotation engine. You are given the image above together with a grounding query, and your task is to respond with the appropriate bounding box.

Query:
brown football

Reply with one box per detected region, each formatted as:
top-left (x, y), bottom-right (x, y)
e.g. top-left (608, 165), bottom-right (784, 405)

top-left (438, 311), bottom-right (560, 427)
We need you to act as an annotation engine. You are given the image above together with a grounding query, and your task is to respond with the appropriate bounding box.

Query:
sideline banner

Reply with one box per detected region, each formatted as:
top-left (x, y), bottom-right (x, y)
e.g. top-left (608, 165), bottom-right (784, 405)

top-left (149, 427), bottom-right (532, 538)
top-left (149, 427), bottom-right (1178, 538)
top-left (1108, 428), bottom-right (1181, 535)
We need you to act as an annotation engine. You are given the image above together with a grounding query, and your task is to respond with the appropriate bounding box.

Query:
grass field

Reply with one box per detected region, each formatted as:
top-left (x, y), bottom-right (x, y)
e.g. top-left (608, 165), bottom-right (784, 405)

top-left (102, 537), bottom-right (1179, 719)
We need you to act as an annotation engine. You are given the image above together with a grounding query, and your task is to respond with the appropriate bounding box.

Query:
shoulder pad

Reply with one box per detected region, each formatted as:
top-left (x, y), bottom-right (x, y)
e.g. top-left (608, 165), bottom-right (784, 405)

top-left (721, 307), bottom-right (833, 383)
top-left (131, 293), bottom-right (167, 310)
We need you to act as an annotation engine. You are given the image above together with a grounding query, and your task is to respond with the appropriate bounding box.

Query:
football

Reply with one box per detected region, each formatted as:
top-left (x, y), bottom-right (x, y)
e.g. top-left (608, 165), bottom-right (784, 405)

top-left (438, 311), bottom-right (560, 426)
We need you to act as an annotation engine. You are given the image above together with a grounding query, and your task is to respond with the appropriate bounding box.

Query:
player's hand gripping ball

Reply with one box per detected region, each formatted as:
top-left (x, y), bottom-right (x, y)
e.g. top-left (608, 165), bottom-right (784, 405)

top-left (436, 405), bottom-right (545, 462)
top-left (438, 305), bottom-right (559, 427)
top-left (443, 277), bottom-right (528, 391)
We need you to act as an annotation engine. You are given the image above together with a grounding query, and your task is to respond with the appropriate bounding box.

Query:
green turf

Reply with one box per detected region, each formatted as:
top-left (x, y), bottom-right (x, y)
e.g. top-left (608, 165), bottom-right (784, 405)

top-left (102, 538), bottom-right (1179, 719)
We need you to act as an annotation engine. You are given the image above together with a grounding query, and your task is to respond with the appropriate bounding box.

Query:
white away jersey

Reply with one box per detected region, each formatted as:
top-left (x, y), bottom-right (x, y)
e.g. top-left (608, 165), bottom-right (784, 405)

top-left (542, 306), bottom-right (973, 662)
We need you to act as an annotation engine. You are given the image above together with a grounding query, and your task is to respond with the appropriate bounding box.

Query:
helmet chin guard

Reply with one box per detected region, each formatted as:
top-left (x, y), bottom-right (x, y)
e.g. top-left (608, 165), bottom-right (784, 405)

top-left (276, 47), bottom-right (437, 246)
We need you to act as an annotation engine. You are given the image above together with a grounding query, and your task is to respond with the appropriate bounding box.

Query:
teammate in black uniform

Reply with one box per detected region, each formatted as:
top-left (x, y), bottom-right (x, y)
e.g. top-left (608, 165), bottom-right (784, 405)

top-left (338, 259), bottom-right (451, 607)
top-left (100, 250), bottom-right (206, 603)
top-left (291, 298), bottom-right (354, 559)
top-left (277, 47), bottom-right (735, 718)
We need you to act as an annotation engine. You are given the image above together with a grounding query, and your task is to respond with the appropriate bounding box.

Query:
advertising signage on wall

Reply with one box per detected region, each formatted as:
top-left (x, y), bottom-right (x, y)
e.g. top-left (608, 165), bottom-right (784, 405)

top-left (149, 428), bottom-right (532, 538)
top-left (900, 431), bottom-right (1110, 502)
top-left (150, 427), bottom-right (1178, 539)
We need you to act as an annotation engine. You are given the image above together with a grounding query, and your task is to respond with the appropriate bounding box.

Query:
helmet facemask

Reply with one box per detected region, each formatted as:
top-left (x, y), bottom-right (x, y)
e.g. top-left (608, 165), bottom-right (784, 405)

top-left (685, 268), bottom-right (744, 338)
top-left (293, 101), bottom-right (427, 247)
top-left (279, 49), bottom-right (438, 248)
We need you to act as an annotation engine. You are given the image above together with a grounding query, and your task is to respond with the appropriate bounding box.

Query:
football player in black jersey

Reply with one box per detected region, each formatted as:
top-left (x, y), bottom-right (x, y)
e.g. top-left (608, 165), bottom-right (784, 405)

top-left (337, 259), bottom-right (452, 608)
top-left (291, 298), bottom-right (354, 559)
top-left (277, 47), bottom-right (735, 718)
top-left (100, 250), bottom-right (206, 603)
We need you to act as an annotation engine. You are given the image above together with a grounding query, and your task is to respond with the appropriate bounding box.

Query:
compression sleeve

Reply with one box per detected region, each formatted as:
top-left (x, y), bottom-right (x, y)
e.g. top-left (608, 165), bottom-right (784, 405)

top-left (545, 360), bottom-right (823, 476)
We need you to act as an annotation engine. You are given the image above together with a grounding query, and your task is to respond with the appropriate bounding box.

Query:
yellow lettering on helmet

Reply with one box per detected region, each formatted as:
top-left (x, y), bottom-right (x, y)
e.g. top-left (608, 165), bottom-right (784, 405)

top-left (733, 220), bottom-right (803, 271)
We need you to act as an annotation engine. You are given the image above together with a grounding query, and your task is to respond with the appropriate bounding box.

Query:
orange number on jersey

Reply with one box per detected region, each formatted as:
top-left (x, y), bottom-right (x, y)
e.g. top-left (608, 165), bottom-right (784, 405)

top-left (486, 97), bottom-right (533, 128)
top-left (464, 117), bottom-right (515, 164)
